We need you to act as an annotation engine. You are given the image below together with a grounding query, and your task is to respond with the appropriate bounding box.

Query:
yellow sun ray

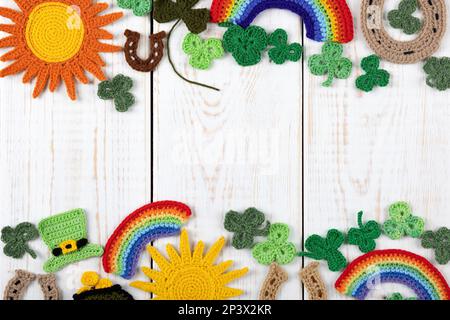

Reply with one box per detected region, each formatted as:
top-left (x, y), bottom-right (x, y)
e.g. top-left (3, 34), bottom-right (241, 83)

top-left (0, 0), bottom-right (122, 100)
top-left (132, 229), bottom-right (249, 300)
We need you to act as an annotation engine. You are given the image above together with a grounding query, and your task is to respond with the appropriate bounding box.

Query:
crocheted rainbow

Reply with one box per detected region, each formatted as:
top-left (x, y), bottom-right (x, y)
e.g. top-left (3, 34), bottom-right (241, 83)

top-left (335, 249), bottom-right (450, 300)
top-left (210, 0), bottom-right (354, 43)
top-left (102, 201), bottom-right (192, 279)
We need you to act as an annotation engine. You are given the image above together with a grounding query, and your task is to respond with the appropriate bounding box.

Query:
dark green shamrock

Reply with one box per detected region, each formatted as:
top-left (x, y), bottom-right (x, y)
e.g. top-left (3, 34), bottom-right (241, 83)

top-left (224, 208), bottom-right (270, 250)
top-left (421, 227), bottom-right (450, 265)
top-left (117, 0), bottom-right (152, 16)
top-left (252, 223), bottom-right (297, 265)
top-left (347, 211), bottom-right (381, 253)
top-left (356, 55), bottom-right (390, 92)
top-left (387, 0), bottom-right (422, 35)
top-left (383, 201), bottom-right (425, 240)
top-left (153, 0), bottom-right (210, 34)
top-left (222, 25), bottom-right (268, 67)
top-left (298, 229), bottom-right (347, 272)
top-left (308, 42), bottom-right (352, 87)
top-left (1, 222), bottom-right (39, 259)
top-left (423, 57), bottom-right (450, 91)
top-left (267, 29), bottom-right (302, 65)
top-left (98, 74), bottom-right (135, 112)
top-left (385, 292), bottom-right (417, 300)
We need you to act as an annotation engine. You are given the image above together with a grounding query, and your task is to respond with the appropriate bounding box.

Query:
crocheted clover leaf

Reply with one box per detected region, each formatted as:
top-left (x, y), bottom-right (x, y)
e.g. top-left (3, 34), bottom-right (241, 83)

top-left (98, 74), bottom-right (135, 112)
top-left (298, 229), bottom-right (347, 272)
top-left (1, 222), bottom-right (39, 259)
top-left (356, 55), bottom-right (390, 92)
top-left (267, 29), bottom-right (302, 65)
top-left (308, 42), bottom-right (352, 87)
top-left (387, 0), bottom-right (422, 35)
top-left (182, 33), bottom-right (224, 70)
top-left (385, 292), bottom-right (417, 300)
top-left (423, 57), bottom-right (450, 91)
top-left (153, 0), bottom-right (210, 34)
top-left (421, 227), bottom-right (450, 265)
top-left (223, 25), bottom-right (268, 67)
top-left (252, 223), bottom-right (297, 265)
top-left (224, 208), bottom-right (270, 250)
top-left (118, 0), bottom-right (152, 16)
top-left (347, 211), bottom-right (381, 253)
top-left (383, 202), bottom-right (425, 240)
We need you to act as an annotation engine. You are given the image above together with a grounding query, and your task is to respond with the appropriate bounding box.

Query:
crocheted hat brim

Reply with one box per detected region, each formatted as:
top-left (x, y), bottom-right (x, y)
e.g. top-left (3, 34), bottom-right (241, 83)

top-left (43, 244), bottom-right (104, 273)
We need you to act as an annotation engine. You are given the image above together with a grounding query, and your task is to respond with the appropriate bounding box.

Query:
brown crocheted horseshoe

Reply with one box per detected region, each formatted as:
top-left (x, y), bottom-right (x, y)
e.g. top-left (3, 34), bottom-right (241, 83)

top-left (124, 30), bottom-right (167, 72)
top-left (3, 270), bottom-right (60, 300)
top-left (37, 274), bottom-right (60, 300)
top-left (259, 263), bottom-right (288, 300)
top-left (361, 0), bottom-right (446, 64)
top-left (299, 262), bottom-right (328, 300)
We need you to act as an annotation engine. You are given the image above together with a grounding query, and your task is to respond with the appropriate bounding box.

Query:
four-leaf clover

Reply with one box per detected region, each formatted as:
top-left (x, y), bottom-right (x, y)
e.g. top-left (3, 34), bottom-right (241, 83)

top-left (98, 74), bottom-right (135, 112)
top-left (118, 0), bottom-right (152, 16)
top-left (1, 222), bottom-right (39, 259)
top-left (347, 211), bottom-right (381, 253)
top-left (268, 29), bottom-right (302, 65)
top-left (182, 33), bottom-right (224, 70)
top-left (388, 0), bottom-right (422, 35)
top-left (308, 42), bottom-right (352, 87)
top-left (252, 223), bottom-right (297, 265)
top-left (421, 227), bottom-right (450, 264)
top-left (223, 25), bottom-right (268, 67)
top-left (423, 57), bottom-right (450, 91)
top-left (298, 229), bottom-right (347, 272)
top-left (224, 208), bottom-right (270, 250)
top-left (383, 201), bottom-right (425, 240)
top-left (153, 0), bottom-right (210, 34)
top-left (356, 55), bottom-right (390, 92)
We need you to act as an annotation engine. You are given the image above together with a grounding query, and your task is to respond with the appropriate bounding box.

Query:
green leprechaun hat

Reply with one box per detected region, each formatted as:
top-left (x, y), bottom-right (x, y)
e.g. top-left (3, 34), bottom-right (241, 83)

top-left (38, 209), bottom-right (104, 273)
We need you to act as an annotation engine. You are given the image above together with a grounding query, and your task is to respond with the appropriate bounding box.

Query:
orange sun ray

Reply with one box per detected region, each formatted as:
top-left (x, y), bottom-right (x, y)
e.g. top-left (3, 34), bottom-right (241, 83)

top-left (0, 0), bottom-right (123, 100)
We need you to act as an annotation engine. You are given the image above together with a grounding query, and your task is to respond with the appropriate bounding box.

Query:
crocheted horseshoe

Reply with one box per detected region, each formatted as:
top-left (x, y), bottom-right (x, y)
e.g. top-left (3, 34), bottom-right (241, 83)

top-left (299, 262), bottom-right (328, 300)
top-left (361, 0), bottom-right (446, 64)
top-left (124, 30), bottom-right (167, 72)
top-left (3, 270), bottom-right (60, 300)
top-left (259, 263), bottom-right (288, 300)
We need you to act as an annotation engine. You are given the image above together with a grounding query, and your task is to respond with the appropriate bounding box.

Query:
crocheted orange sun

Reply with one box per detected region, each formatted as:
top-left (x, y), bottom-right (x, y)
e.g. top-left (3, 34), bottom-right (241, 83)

top-left (0, 0), bottom-right (122, 100)
top-left (130, 229), bottom-right (249, 300)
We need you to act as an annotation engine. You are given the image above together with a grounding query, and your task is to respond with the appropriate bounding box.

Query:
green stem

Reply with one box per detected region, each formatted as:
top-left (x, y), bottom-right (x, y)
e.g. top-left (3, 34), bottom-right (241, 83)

top-left (323, 74), bottom-right (334, 87)
top-left (167, 20), bottom-right (220, 92)
top-left (24, 245), bottom-right (36, 259)
top-left (357, 211), bottom-right (364, 228)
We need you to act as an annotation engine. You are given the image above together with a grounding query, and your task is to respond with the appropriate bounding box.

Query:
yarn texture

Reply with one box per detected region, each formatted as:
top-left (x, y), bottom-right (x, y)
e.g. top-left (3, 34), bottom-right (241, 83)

top-left (182, 33), bottom-right (224, 70)
top-left (299, 262), bottom-right (327, 300)
top-left (224, 207), bottom-right (270, 250)
top-left (130, 229), bottom-right (249, 300)
top-left (268, 29), bottom-right (302, 65)
top-left (385, 292), bottom-right (417, 300)
top-left (98, 74), bottom-right (135, 112)
top-left (423, 57), bottom-right (450, 91)
top-left (355, 55), bottom-right (390, 92)
top-left (124, 30), bottom-right (166, 73)
top-left (259, 263), bottom-right (288, 300)
top-left (118, 0), bottom-right (152, 16)
top-left (73, 271), bottom-right (133, 300)
top-left (3, 270), bottom-right (60, 300)
top-left (308, 42), bottom-right (352, 87)
top-left (388, 0), bottom-right (422, 35)
top-left (252, 223), bottom-right (296, 265)
top-left (298, 229), bottom-right (347, 272)
top-left (383, 201), bottom-right (425, 240)
top-left (347, 211), bottom-right (381, 253)
top-left (421, 227), bottom-right (450, 265)
top-left (1, 222), bottom-right (39, 259)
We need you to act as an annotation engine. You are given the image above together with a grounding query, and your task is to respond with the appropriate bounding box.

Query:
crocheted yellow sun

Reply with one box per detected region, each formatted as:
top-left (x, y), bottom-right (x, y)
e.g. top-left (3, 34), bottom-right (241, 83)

top-left (130, 229), bottom-right (249, 300)
top-left (0, 0), bottom-right (122, 100)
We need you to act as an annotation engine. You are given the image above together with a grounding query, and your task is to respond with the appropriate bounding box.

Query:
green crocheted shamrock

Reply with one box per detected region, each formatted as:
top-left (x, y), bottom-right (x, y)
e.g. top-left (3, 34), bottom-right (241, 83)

top-left (383, 202), bottom-right (425, 240)
top-left (423, 57), bottom-right (450, 91)
top-left (98, 74), bottom-right (135, 112)
top-left (222, 25), bottom-right (268, 67)
top-left (356, 55), bottom-right (390, 92)
top-left (252, 223), bottom-right (296, 265)
top-left (308, 42), bottom-right (352, 87)
top-left (267, 29), bottom-right (302, 65)
top-left (1, 222), bottom-right (39, 259)
top-left (421, 227), bottom-right (450, 265)
top-left (387, 0), bottom-right (422, 35)
top-left (182, 33), bottom-right (224, 70)
top-left (347, 211), bottom-right (381, 253)
top-left (298, 229), bottom-right (347, 272)
top-left (224, 208), bottom-right (270, 249)
top-left (117, 0), bottom-right (152, 16)
top-left (385, 293), bottom-right (417, 300)
top-left (153, 0), bottom-right (210, 34)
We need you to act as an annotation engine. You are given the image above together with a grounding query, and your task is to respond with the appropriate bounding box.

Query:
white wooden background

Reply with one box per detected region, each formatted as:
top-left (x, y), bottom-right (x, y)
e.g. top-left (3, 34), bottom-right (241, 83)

top-left (1, 0), bottom-right (450, 300)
